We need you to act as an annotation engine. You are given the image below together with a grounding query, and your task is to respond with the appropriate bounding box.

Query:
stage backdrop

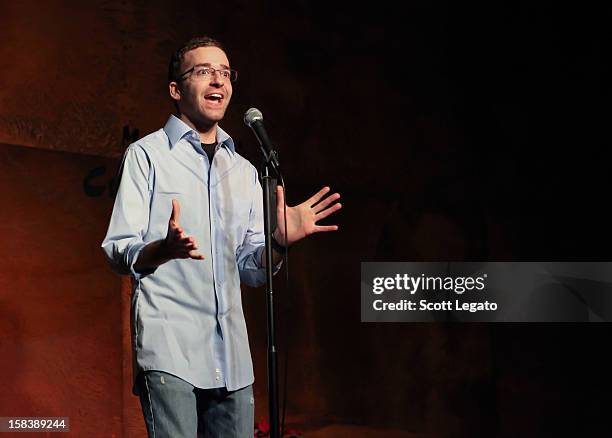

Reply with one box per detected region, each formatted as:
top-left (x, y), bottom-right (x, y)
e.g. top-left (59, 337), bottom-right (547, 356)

top-left (0, 143), bottom-right (125, 436)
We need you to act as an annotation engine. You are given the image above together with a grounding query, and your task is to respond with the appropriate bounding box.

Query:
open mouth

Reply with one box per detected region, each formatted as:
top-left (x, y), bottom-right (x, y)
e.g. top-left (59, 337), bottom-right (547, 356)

top-left (204, 93), bottom-right (224, 104)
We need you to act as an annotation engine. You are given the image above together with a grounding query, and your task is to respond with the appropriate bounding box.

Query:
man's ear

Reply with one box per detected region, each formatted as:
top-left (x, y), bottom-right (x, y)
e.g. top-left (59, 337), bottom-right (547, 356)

top-left (169, 81), bottom-right (181, 102)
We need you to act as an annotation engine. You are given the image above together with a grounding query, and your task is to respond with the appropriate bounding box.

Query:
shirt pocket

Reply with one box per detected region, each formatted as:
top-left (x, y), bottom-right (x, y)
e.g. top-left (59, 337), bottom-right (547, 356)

top-left (214, 179), bottom-right (252, 244)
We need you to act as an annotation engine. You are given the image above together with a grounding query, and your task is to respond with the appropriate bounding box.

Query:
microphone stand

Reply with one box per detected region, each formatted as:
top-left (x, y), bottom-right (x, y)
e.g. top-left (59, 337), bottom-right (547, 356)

top-left (260, 147), bottom-right (281, 438)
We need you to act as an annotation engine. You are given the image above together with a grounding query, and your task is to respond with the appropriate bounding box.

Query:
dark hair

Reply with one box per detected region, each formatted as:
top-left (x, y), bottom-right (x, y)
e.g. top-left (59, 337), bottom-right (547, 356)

top-left (168, 36), bottom-right (225, 83)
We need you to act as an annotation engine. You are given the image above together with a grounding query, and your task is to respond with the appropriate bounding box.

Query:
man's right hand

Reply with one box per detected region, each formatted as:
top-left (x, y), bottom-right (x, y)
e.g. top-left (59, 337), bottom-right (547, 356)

top-left (133, 199), bottom-right (204, 273)
top-left (162, 199), bottom-right (205, 260)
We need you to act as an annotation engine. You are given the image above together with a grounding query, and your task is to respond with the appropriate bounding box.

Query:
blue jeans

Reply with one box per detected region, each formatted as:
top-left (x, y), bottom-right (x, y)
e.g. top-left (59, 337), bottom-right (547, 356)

top-left (137, 371), bottom-right (254, 438)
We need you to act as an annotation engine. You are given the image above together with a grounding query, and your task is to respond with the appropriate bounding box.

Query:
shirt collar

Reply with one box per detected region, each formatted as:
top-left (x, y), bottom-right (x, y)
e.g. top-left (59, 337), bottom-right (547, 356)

top-left (163, 114), bottom-right (235, 155)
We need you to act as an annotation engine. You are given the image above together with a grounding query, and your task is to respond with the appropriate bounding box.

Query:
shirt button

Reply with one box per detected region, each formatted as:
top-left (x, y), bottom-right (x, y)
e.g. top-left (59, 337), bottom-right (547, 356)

top-left (199, 156), bottom-right (203, 161)
top-left (215, 376), bottom-right (220, 381)
top-left (215, 368), bottom-right (220, 373)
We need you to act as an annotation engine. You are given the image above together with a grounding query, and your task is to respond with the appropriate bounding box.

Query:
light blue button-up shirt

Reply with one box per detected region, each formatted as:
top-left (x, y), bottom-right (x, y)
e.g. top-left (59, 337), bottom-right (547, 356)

top-left (102, 115), bottom-right (272, 392)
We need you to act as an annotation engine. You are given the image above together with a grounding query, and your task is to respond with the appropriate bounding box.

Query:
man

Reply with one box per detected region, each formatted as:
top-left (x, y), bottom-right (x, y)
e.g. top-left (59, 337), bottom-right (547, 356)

top-left (101, 36), bottom-right (341, 437)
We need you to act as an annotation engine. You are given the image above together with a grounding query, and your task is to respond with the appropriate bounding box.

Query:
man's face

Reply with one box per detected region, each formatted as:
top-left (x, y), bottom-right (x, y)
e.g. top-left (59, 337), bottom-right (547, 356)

top-left (173, 46), bottom-right (233, 129)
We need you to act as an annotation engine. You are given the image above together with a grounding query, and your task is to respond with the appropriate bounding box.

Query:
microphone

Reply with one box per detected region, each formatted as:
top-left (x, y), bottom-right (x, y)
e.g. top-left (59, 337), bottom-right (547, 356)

top-left (244, 108), bottom-right (280, 169)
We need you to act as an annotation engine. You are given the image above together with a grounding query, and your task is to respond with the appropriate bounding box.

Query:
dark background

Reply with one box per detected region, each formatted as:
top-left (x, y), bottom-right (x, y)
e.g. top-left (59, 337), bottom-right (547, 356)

top-left (0, 1), bottom-right (610, 436)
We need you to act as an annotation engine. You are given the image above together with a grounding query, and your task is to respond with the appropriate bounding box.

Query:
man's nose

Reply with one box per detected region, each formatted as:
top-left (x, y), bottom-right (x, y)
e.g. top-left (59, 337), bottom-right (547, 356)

top-left (210, 71), bottom-right (225, 86)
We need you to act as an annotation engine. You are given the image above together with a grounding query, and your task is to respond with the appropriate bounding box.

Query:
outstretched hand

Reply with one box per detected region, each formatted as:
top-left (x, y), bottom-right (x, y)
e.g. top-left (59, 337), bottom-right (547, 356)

top-left (163, 199), bottom-right (205, 260)
top-left (274, 186), bottom-right (342, 247)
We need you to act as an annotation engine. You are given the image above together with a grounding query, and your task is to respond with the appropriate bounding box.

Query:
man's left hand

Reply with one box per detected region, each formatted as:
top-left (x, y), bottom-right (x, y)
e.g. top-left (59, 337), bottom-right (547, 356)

top-left (273, 185), bottom-right (342, 248)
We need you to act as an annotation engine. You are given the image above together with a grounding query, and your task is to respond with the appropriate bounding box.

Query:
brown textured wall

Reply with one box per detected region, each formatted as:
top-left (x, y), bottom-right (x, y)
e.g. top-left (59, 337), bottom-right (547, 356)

top-left (0, 143), bottom-right (124, 435)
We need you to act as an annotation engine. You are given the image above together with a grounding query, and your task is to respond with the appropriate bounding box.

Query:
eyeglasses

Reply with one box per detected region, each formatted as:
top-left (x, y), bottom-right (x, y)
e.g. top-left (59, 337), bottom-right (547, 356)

top-left (178, 65), bottom-right (238, 82)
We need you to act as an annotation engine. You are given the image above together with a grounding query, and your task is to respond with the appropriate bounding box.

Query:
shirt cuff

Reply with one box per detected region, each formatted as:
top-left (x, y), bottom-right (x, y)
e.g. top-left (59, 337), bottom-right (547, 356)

top-left (128, 241), bottom-right (156, 280)
top-left (255, 245), bottom-right (283, 275)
